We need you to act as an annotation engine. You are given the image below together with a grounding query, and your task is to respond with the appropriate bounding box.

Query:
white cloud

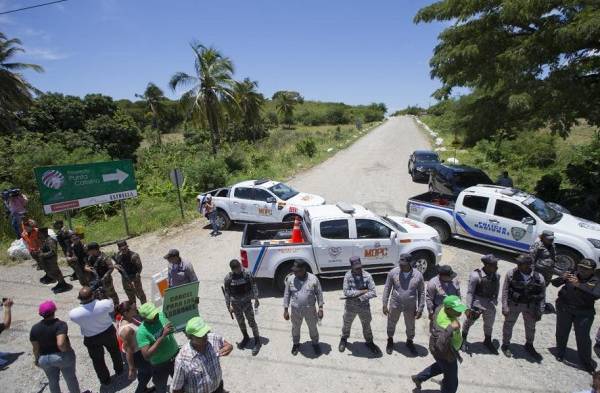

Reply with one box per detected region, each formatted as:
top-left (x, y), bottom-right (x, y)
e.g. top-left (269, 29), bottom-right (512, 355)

top-left (21, 27), bottom-right (51, 41)
top-left (23, 48), bottom-right (69, 60)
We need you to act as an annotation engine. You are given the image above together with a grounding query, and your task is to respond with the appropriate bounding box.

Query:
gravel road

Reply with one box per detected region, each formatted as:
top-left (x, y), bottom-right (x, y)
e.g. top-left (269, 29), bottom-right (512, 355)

top-left (0, 116), bottom-right (594, 393)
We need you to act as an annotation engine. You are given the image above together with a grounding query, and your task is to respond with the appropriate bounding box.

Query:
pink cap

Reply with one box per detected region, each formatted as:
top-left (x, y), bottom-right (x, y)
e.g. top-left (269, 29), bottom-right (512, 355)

top-left (38, 300), bottom-right (57, 317)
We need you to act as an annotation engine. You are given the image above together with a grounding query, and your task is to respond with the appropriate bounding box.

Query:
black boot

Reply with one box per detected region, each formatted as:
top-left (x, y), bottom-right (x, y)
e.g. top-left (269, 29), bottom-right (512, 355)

top-left (251, 337), bottom-right (261, 356)
top-left (52, 281), bottom-right (73, 293)
top-left (291, 344), bottom-right (300, 356)
top-left (501, 344), bottom-right (512, 358)
top-left (237, 333), bottom-right (250, 349)
top-left (406, 339), bottom-right (417, 355)
top-left (338, 337), bottom-right (347, 353)
top-left (484, 335), bottom-right (498, 354)
top-left (39, 274), bottom-right (55, 284)
top-left (461, 332), bottom-right (469, 352)
top-left (524, 343), bottom-right (542, 361)
top-left (386, 337), bottom-right (394, 355)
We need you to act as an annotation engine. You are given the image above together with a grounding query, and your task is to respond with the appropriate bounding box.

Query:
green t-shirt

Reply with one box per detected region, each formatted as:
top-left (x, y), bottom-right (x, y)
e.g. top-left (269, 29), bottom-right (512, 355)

top-left (436, 308), bottom-right (463, 351)
top-left (136, 312), bottom-right (179, 365)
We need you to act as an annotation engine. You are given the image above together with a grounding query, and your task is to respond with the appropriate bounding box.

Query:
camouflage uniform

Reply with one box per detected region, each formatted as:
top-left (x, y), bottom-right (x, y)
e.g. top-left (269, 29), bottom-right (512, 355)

top-left (224, 270), bottom-right (260, 338)
top-left (341, 269), bottom-right (376, 342)
top-left (114, 250), bottom-right (146, 304)
top-left (283, 272), bottom-right (323, 345)
top-left (87, 252), bottom-right (119, 306)
top-left (39, 236), bottom-right (64, 283)
top-left (66, 241), bottom-right (88, 286)
top-left (529, 239), bottom-right (556, 284)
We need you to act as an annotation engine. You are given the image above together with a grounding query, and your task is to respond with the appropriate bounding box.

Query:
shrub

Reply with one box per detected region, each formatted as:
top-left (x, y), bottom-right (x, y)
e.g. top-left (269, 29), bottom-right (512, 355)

top-left (296, 138), bottom-right (317, 158)
top-left (183, 157), bottom-right (228, 192)
top-left (534, 172), bottom-right (562, 202)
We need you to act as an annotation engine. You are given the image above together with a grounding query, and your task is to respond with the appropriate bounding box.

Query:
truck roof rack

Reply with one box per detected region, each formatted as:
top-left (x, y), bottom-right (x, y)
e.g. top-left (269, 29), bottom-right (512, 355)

top-left (254, 179), bottom-right (270, 185)
top-left (336, 202), bottom-right (355, 214)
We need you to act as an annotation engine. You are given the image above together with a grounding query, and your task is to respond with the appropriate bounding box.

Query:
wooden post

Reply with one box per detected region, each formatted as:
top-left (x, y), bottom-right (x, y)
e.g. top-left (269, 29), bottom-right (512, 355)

top-left (120, 200), bottom-right (130, 237)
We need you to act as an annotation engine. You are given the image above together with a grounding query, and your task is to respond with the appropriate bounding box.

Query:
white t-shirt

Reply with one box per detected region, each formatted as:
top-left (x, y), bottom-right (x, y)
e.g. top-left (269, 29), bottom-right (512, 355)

top-left (69, 299), bottom-right (114, 337)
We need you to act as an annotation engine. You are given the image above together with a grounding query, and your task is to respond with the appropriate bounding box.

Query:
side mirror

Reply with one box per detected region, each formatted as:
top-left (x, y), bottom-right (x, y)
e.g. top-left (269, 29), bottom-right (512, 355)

top-left (266, 197), bottom-right (276, 204)
top-left (390, 232), bottom-right (397, 240)
top-left (522, 216), bottom-right (536, 226)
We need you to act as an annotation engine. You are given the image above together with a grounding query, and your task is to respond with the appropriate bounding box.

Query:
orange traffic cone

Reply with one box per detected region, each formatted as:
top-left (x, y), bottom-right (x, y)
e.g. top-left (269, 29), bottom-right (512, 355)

top-left (290, 216), bottom-right (304, 243)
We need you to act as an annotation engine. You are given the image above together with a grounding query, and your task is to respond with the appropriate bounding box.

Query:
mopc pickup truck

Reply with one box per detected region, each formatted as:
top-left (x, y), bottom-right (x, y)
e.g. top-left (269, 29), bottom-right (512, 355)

top-left (240, 202), bottom-right (442, 291)
top-left (200, 179), bottom-right (325, 229)
top-left (406, 185), bottom-right (600, 273)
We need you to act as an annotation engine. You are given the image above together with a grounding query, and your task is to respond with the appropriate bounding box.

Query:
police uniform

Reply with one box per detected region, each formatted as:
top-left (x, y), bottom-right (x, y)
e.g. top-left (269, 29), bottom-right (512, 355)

top-left (283, 272), bottom-right (323, 346)
top-left (462, 259), bottom-right (500, 343)
top-left (114, 250), bottom-right (146, 304)
top-left (530, 233), bottom-right (556, 284)
top-left (426, 268), bottom-right (461, 319)
top-left (88, 252), bottom-right (119, 306)
top-left (501, 266), bottom-right (545, 349)
top-left (224, 270), bottom-right (260, 340)
top-left (341, 269), bottom-right (376, 343)
top-left (552, 259), bottom-right (600, 371)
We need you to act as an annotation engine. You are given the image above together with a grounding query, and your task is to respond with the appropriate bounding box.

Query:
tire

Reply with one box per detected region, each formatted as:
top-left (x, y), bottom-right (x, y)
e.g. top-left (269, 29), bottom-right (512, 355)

top-left (274, 261), bottom-right (294, 292)
top-left (555, 247), bottom-right (581, 274)
top-left (215, 210), bottom-right (231, 230)
top-left (427, 219), bottom-right (451, 243)
top-left (412, 250), bottom-right (436, 279)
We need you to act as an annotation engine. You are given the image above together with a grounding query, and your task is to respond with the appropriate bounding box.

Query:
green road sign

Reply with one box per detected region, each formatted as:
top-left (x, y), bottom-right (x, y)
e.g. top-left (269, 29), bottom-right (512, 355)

top-left (162, 281), bottom-right (200, 331)
top-left (34, 160), bottom-right (138, 214)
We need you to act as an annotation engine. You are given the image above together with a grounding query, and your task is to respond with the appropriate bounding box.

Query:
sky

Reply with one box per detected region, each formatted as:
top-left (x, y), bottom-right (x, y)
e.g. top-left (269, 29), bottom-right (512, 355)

top-left (1, 0), bottom-right (448, 112)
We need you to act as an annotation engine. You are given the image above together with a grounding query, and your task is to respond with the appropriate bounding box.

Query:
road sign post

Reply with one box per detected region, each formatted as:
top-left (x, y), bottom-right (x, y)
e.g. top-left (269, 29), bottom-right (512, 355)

top-left (169, 168), bottom-right (185, 220)
top-left (120, 200), bottom-right (130, 237)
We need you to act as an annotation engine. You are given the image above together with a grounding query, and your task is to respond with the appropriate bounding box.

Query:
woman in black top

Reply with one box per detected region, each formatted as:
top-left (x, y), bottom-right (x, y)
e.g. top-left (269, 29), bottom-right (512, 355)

top-left (30, 300), bottom-right (82, 393)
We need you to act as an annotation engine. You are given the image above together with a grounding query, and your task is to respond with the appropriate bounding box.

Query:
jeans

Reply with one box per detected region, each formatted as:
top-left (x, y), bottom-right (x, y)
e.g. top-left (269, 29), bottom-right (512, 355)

top-left (38, 351), bottom-right (81, 393)
top-left (415, 355), bottom-right (458, 393)
top-left (133, 351), bottom-right (153, 393)
top-left (151, 357), bottom-right (175, 393)
top-left (10, 212), bottom-right (23, 239)
top-left (83, 325), bottom-right (123, 384)
top-left (208, 211), bottom-right (219, 233)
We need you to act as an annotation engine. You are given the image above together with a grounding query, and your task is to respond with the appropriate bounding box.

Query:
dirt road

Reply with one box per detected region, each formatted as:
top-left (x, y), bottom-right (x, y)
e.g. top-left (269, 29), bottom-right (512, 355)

top-left (0, 116), bottom-right (594, 392)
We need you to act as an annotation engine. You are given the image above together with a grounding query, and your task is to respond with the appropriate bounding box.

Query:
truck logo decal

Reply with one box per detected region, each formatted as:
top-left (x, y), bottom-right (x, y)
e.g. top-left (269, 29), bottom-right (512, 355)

top-left (328, 247), bottom-right (342, 257)
top-left (474, 221), bottom-right (508, 236)
top-left (455, 215), bottom-right (528, 250)
top-left (252, 245), bottom-right (268, 276)
top-left (511, 227), bottom-right (527, 241)
top-left (258, 207), bottom-right (272, 216)
top-left (289, 206), bottom-right (298, 214)
top-left (300, 194), bottom-right (312, 201)
top-left (364, 247), bottom-right (388, 258)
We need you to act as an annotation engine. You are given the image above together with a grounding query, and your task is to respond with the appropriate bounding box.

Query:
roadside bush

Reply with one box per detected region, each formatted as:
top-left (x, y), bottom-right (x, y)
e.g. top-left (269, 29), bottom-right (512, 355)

top-left (223, 145), bottom-right (247, 173)
top-left (184, 157), bottom-right (228, 192)
top-left (534, 172), bottom-right (562, 202)
top-left (296, 138), bottom-right (317, 158)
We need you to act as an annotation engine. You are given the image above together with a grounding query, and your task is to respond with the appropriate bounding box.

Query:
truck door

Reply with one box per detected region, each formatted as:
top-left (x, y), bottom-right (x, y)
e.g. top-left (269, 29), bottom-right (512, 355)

top-left (353, 219), bottom-right (396, 269)
top-left (312, 219), bottom-right (355, 274)
top-left (231, 187), bottom-right (253, 221)
top-left (489, 199), bottom-right (536, 251)
top-left (455, 194), bottom-right (491, 239)
top-left (251, 188), bottom-right (278, 223)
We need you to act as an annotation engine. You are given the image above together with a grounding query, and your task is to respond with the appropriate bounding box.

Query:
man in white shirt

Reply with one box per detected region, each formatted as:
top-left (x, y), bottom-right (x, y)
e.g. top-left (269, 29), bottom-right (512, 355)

top-left (69, 287), bottom-right (123, 386)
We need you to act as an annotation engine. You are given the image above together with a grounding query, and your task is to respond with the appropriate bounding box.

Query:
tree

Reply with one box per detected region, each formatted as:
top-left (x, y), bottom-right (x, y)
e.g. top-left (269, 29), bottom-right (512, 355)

top-left (415, 1), bottom-right (600, 141)
top-left (169, 42), bottom-right (235, 155)
top-left (273, 90), bottom-right (303, 128)
top-left (135, 82), bottom-right (166, 146)
top-left (232, 78), bottom-right (265, 142)
top-left (0, 32), bottom-right (44, 133)
top-left (85, 109), bottom-right (141, 159)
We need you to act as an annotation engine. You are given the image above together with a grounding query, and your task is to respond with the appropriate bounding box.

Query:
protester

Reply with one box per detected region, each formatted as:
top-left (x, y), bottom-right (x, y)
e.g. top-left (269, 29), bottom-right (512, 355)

top-left (39, 227), bottom-right (72, 293)
top-left (85, 242), bottom-right (119, 306)
top-left (0, 298), bottom-right (13, 369)
top-left (172, 316), bottom-right (233, 393)
top-left (114, 240), bottom-right (147, 305)
top-left (204, 195), bottom-right (221, 236)
top-left (116, 301), bottom-right (153, 393)
top-left (30, 300), bottom-right (82, 393)
top-left (22, 219), bottom-right (43, 271)
top-left (66, 233), bottom-right (88, 286)
top-left (69, 287), bottom-right (123, 386)
top-left (164, 249), bottom-right (198, 288)
top-left (7, 189), bottom-right (28, 239)
top-left (136, 302), bottom-right (180, 393)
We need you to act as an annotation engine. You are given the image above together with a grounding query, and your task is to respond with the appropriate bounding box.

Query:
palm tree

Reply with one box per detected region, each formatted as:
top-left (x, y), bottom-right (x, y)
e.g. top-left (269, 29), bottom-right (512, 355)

top-left (233, 78), bottom-right (265, 142)
top-left (135, 82), bottom-right (165, 145)
top-left (169, 42), bottom-right (235, 155)
top-left (274, 91), bottom-right (303, 129)
top-left (0, 32), bottom-right (44, 133)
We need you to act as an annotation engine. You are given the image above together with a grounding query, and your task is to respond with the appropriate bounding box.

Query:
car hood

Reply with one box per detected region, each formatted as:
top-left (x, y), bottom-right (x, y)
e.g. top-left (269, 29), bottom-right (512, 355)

top-left (388, 216), bottom-right (438, 237)
top-left (552, 214), bottom-right (600, 240)
top-left (287, 193), bottom-right (326, 207)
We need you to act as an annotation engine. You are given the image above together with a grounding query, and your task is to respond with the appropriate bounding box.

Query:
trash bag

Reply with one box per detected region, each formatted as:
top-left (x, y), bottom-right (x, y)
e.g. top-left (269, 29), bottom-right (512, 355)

top-left (7, 238), bottom-right (31, 260)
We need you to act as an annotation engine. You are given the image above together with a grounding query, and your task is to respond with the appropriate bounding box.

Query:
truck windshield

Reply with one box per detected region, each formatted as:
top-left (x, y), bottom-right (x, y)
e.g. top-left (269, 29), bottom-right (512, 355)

top-left (381, 216), bottom-right (408, 233)
top-left (523, 197), bottom-right (563, 224)
top-left (454, 172), bottom-right (492, 188)
top-left (269, 182), bottom-right (299, 201)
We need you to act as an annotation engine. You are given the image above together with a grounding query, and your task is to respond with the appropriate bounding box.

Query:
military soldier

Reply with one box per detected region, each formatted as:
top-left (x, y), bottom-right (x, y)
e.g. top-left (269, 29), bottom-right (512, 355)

top-left (426, 265), bottom-right (461, 322)
top-left (552, 258), bottom-right (600, 373)
top-left (501, 254), bottom-right (545, 361)
top-left (382, 253), bottom-right (425, 356)
top-left (339, 256), bottom-right (380, 356)
top-left (66, 233), bottom-right (88, 286)
top-left (283, 261), bottom-right (324, 356)
top-left (38, 227), bottom-right (72, 293)
top-left (530, 230), bottom-right (556, 285)
top-left (223, 259), bottom-right (261, 356)
top-left (114, 240), bottom-right (147, 305)
top-left (461, 254), bottom-right (500, 354)
top-left (52, 220), bottom-right (76, 280)
top-left (85, 242), bottom-right (120, 306)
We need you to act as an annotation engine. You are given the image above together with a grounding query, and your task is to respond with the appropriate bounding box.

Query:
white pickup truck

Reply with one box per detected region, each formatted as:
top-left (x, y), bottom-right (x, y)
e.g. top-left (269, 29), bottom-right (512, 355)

top-left (406, 185), bottom-right (600, 273)
top-left (240, 202), bottom-right (442, 291)
top-left (200, 179), bottom-right (325, 229)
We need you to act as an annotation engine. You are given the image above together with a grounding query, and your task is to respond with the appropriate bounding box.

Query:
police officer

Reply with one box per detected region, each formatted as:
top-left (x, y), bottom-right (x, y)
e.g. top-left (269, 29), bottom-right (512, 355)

top-left (223, 259), bottom-right (261, 356)
top-left (530, 230), bottom-right (556, 285)
top-left (283, 261), bottom-right (324, 356)
top-left (114, 240), bottom-right (147, 305)
top-left (339, 256), bottom-right (380, 356)
top-left (461, 254), bottom-right (500, 354)
top-left (552, 258), bottom-right (600, 373)
top-left (501, 254), bottom-right (545, 361)
top-left (426, 265), bottom-right (461, 323)
top-left (85, 242), bottom-right (120, 307)
top-left (38, 227), bottom-right (72, 293)
top-left (382, 253), bottom-right (425, 356)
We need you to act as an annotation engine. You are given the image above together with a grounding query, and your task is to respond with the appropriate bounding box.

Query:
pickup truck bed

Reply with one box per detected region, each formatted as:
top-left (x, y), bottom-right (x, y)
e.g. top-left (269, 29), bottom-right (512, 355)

top-left (242, 222), bottom-right (310, 247)
top-left (408, 192), bottom-right (457, 210)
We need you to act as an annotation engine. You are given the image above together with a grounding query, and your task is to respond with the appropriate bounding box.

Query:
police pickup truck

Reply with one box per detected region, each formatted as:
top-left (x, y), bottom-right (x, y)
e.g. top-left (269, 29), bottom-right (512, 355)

top-left (200, 179), bottom-right (325, 229)
top-left (406, 185), bottom-right (600, 273)
top-left (240, 202), bottom-right (442, 291)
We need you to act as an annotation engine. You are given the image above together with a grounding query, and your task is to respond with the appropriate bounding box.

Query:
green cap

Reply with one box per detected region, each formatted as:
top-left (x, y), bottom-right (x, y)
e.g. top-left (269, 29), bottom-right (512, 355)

top-left (443, 295), bottom-right (467, 313)
top-left (138, 303), bottom-right (160, 320)
top-left (185, 316), bottom-right (211, 338)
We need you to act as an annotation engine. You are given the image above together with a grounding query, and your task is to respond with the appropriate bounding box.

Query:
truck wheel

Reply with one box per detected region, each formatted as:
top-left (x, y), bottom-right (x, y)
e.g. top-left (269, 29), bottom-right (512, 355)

top-left (555, 247), bottom-right (581, 274)
top-left (412, 250), bottom-right (435, 279)
top-left (283, 214), bottom-right (300, 223)
top-left (427, 219), bottom-right (451, 243)
top-left (215, 210), bottom-right (231, 230)
top-left (275, 261), bottom-right (294, 292)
